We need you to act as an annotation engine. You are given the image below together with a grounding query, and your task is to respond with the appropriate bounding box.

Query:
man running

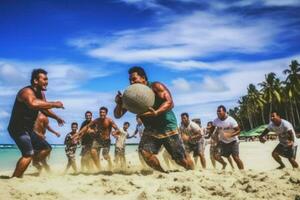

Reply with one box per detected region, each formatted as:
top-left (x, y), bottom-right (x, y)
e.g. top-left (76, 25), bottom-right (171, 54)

top-left (131, 116), bottom-right (147, 168)
top-left (114, 122), bottom-right (131, 170)
top-left (259, 111), bottom-right (298, 169)
top-left (77, 107), bottom-right (119, 171)
top-left (212, 105), bottom-right (244, 170)
top-left (206, 121), bottom-right (234, 169)
top-left (32, 112), bottom-right (61, 173)
top-left (180, 113), bottom-right (206, 169)
top-left (64, 122), bottom-right (79, 174)
top-left (114, 66), bottom-right (194, 173)
top-left (79, 111), bottom-right (94, 172)
top-left (7, 68), bottom-right (64, 178)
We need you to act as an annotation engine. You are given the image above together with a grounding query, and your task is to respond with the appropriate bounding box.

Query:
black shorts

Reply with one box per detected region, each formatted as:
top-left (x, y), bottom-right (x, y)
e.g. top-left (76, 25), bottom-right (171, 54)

top-left (139, 133), bottom-right (186, 163)
top-left (217, 141), bottom-right (239, 157)
top-left (274, 143), bottom-right (297, 159)
top-left (9, 130), bottom-right (52, 157)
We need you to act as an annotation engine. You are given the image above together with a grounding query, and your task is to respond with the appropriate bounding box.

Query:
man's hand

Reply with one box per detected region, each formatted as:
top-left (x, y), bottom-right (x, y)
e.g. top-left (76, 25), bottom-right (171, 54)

top-left (115, 91), bottom-right (123, 105)
top-left (259, 136), bottom-right (267, 143)
top-left (56, 117), bottom-right (65, 127)
top-left (223, 131), bottom-right (233, 139)
top-left (54, 101), bottom-right (64, 109)
top-left (181, 134), bottom-right (190, 142)
top-left (287, 140), bottom-right (294, 147)
top-left (56, 133), bottom-right (61, 138)
top-left (138, 107), bottom-right (158, 118)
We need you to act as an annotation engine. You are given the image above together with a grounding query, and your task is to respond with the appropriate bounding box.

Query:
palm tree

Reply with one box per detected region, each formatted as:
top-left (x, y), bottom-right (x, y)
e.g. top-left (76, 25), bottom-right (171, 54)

top-left (247, 84), bottom-right (266, 125)
top-left (238, 95), bottom-right (254, 129)
top-left (283, 60), bottom-right (300, 126)
top-left (259, 73), bottom-right (281, 117)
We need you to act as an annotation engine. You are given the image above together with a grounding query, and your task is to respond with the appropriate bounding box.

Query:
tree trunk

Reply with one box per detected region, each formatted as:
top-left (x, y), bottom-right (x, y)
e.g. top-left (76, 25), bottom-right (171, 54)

top-left (289, 98), bottom-right (296, 127)
top-left (284, 104), bottom-right (289, 121)
top-left (293, 99), bottom-right (300, 126)
top-left (247, 111), bottom-right (253, 129)
top-left (261, 107), bottom-right (266, 124)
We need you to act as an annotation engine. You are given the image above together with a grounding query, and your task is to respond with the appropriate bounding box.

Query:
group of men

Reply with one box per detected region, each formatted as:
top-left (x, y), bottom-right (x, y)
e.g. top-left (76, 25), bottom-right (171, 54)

top-left (7, 66), bottom-right (298, 178)
top-left (63, 109), bottom-right (140, 174)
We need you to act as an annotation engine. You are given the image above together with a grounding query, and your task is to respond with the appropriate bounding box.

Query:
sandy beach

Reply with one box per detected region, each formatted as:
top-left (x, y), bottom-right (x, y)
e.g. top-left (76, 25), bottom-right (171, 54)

top-left (0, 141), bottom-right (299, 200)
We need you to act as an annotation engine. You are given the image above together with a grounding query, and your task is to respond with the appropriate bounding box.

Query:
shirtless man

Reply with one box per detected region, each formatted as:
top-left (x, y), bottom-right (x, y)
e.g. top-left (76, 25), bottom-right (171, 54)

top-left (114, 66), bottom-right (194, 173)
top-left (7, 68), bottom-right (64, 178)
top-left (80, 111), bottom-right (94, 172)
top-left (77, 107), bottom-right (119, 171)
top-left (32, 112), bottom-right (61, 173)
top-left (259, 111), bottom-right (298, 169)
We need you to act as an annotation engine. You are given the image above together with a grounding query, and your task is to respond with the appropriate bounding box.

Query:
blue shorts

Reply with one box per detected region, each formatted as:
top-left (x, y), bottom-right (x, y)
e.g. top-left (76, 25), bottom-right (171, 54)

top-left (9, 130), bottom-right (52, 157)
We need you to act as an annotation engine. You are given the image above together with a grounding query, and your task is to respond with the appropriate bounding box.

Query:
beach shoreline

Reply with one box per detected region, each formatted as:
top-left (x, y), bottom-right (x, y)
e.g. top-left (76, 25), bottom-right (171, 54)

top-left (1, 141), bottom-right (299, 200)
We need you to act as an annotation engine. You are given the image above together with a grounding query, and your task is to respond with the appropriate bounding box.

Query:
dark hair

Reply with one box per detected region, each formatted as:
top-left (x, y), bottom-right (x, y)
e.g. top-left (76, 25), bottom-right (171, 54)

top-left (271, 111), bottom-right (281, 117)
top-left (124, 122), bottom-right (130, 126)
top-left (207, 121), bottom-right (213, 126)
top-left (181, 112), bottom-right (189, 118)
top-left (31, 68), bottom-right (47, 85)
top-left (85, 111), bottom-right (92, 115)
top-left (128, 66), bottom-right (148, 81)
top-left (99, 106), bottom-right (108, 113)
top-left (71, 122), bottom-right (78, 127)
top-left (217, 105), bottom-right (227, 112)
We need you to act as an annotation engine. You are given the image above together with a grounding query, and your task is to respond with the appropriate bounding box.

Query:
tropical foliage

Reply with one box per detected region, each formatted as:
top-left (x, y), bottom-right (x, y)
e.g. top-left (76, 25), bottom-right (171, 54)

top-left (228, 60), bottom-right (300, 131)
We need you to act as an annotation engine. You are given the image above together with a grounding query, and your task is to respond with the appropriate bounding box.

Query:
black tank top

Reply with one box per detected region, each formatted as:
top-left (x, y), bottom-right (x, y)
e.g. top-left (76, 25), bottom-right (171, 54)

top-left (8, 86), bottom-right (43, 134)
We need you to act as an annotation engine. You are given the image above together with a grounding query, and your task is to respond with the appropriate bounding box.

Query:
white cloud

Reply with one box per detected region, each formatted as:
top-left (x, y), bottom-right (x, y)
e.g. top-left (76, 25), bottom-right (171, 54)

top-left (0, 111), bottom-right (10, 119)
top-left (69, 11), bottom-right (280, 64)
top-left (169, 54), bottom-right (300, 122)
top-left (171, 78), bottom-right (191, 92)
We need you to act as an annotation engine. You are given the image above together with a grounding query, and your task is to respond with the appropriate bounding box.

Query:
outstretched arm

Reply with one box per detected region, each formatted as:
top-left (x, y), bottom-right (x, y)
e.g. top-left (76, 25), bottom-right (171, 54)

top-left (19, 88), bottom-right (64, 110)
top-left (259, 128), bottom-right (269, 143)
top-left (42, 109), bottom-right (65, 126)
top-left (47, 125), bottom-right (60, 137)
top-left (40, 93), bottom-right (65, 126)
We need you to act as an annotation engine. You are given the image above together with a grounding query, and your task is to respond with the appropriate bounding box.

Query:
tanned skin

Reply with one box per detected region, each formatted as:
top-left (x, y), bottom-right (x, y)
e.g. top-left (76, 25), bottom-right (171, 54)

top-left (259, 112), bottom-right (298, 169)
top-left (180, 115), bottom-right (206, 169)
top-left (114, 72), bottom-right (194, 173)
top-left (12, 73), bottom-right (64, 178)
top-left (32, 112), bottom-right (60, 173)
top-left (77, 109), bottom-right (119, 171)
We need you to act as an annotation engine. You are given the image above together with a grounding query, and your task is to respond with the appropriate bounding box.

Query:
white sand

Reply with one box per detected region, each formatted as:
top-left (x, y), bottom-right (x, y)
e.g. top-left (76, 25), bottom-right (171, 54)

top-left (0, 141), bottom-right (299, 200)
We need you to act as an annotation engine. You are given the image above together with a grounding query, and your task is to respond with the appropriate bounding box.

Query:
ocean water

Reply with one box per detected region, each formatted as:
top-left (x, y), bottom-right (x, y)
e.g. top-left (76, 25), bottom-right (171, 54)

top-left (0, 144), bottom-right (139, 171)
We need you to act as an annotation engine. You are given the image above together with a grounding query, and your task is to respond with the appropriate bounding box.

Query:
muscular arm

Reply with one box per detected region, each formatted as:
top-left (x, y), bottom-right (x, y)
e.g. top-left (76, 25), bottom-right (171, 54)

top-left (114, 91), bottom-right (128, 118)
top-left (111, 119), bottom-right (120, 136)
top-left (77, 120), bottom-right (95, 138)
top-left (19, 88), bottom-right (60, 110)
top-left (151, 82), bottom-right (174, 115)
top-left (259, 128), bottom-right (270, 138)
top-left (287, 130), bottom-right (295, 142)
top-left (230, 126), bottom-right (241, 137)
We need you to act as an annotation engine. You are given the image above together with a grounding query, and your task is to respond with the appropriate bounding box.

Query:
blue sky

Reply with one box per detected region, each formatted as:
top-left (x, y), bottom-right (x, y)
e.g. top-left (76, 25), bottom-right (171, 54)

top-left (0, 0), bottom-right (300, 144)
